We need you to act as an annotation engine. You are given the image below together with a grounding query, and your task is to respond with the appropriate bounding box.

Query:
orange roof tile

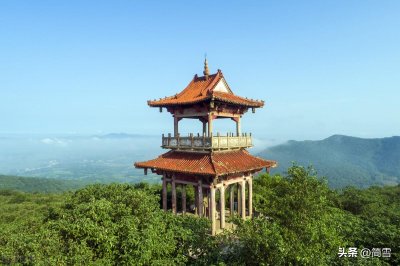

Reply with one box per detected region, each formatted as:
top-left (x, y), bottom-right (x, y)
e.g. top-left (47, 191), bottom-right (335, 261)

top-left (148, 70), bottom-right (264, 108)
top-left (134, 149), bottom-right (276, 176)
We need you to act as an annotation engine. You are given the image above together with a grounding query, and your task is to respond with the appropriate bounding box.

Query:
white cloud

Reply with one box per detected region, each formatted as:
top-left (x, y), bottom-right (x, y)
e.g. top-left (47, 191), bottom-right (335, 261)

top-left (40, 138), bottom-right (68, 147)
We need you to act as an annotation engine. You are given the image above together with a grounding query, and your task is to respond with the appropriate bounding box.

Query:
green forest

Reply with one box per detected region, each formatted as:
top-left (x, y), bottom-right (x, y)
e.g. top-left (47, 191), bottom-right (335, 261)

top-left (260, 135), bottom-right (400, 188)
top-left (0, 165), bottom-right (399, 265)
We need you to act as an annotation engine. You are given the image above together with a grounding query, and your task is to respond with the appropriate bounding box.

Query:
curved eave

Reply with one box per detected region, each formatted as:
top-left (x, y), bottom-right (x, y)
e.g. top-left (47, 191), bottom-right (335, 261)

top-left (147, 96), bottom-right (211, 107)
top-left (134, 162), bottom-right (215, 176)
top-left (134, 150), bottom-right (277, 177)
top-left (147, 97), bottom-right (265, 108)
top-left (134, 162), bottom-right (275, 176)
top-left (212, 96), bottom-right (264, 108)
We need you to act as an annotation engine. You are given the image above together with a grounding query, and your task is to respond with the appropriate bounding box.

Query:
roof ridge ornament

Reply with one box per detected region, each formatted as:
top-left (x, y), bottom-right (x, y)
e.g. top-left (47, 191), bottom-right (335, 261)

top-left (203, 54), bottom-right (209, 79)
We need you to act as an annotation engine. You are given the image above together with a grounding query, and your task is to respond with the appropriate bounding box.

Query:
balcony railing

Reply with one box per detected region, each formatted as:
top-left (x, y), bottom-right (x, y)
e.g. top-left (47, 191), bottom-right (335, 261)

top-left (161, 133), bottom-right (253, 150)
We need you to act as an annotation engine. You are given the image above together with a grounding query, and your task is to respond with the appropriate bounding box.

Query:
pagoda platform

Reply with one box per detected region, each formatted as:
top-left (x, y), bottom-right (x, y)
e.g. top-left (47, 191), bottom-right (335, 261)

top-left (161, 133), bottom-right (253, 151)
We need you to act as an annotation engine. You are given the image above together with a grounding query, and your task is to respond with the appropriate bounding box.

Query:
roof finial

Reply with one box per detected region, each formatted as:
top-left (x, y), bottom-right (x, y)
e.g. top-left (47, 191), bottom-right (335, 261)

top-left (203, 54), bottom-right (209, 79)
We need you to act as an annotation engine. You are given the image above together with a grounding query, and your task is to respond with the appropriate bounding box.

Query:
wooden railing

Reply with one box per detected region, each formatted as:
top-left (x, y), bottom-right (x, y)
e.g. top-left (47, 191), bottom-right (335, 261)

top-left (161, 133), bottom-right (253, 150)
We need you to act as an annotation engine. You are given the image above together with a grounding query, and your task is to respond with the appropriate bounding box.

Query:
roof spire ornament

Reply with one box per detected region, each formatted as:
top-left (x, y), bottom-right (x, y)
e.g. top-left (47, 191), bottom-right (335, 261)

top-left (203, 54), bottom-right (209, 79)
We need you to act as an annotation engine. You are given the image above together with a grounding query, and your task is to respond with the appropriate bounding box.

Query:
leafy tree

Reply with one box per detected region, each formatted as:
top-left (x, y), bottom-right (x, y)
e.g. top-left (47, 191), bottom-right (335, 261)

top-left (46, 183), bottom-right (214, 265)
top-left (0, 184), bottom-right (214, 265)
top-left (248, 165), bottom-right (347, 265)
top-left (338, 185), bottom-right (400, 265)
top-left (222, 218), bottom-right (288, 265)
top-left (1, 168), bottom-right (399, 265)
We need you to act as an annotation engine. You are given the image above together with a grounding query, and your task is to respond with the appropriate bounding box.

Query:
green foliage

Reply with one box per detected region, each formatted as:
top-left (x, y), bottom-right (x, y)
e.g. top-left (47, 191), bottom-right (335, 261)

top-left (222, 218), bottom-right (288, 265)
top-left (1, 167), bottom-right (399, 265)
top-left (240, 165), bottom-right (346, 265)
top-left (219, 165), bottom-right (397, 265)
top-left (338, 185), bottom-right (400, 265)
top-left (0, 184), bottom-right (215, 265)
top-left (0, 190), bottom-right (65, 265)
top-left (0, 175), bottom-right (85, 193)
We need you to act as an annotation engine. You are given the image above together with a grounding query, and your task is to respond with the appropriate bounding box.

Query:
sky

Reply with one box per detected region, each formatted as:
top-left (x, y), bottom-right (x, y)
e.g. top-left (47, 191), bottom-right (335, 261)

top-left (1, 1), bottom-right (400, 143)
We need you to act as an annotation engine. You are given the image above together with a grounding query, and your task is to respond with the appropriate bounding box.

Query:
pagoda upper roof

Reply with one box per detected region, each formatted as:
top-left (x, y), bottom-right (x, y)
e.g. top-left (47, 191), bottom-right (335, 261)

top-left (134, 149), bottom-right (276, 176)
top-left (147, 70), bottom-right (264, 108)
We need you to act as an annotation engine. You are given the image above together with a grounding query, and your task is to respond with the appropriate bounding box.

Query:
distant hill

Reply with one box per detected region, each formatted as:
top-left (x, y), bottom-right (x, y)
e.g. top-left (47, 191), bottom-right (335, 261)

top-left (0, 175), bottom-right (86, 193)
top-left (258, 135), bottom-right (400, 188)
top-left (0, 173), bottom-right (158, 193)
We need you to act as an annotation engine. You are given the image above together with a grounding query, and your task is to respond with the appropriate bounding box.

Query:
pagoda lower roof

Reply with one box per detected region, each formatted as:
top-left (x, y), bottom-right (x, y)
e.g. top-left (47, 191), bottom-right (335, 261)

top-left (134, 149), bottom-right (277, 176)
top-left (147, 70), bottom-right (264, 108)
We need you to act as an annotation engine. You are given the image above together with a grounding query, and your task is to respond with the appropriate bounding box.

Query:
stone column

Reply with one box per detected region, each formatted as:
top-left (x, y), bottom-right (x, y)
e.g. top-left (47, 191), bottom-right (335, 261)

top-left (174, 116), bottom-right (179, 137)
top-left (237, 183), bottom-right (241, 216)
top-left (207, 189), bottom-right (210, 218)
top-left (220, 185), bottom-right (225, 229)
top-left (197, 180), bottom-right (203, 217)
top-left (230, 184), bottom-right (234, 217)
top-left (236, 117), bottom-right (241, 136)
top-left (194, 186), bottom-right (198, 215)
top-left (162, 175), bottom-right (167, 211)
top-left (171, 176), bottom-right (177, 214)
top-left (241, 179), bottom-right (246, 219)
top-left (210, 185), bottom-right (216, 235)
top-left (208, 113), bottom-right (213, 137)
top-left (202, 121), bottom-right (207, 135)
top-left (248, 178), bottom-right (253, 218)
top-left (181, 184), bottom-right (186, 214)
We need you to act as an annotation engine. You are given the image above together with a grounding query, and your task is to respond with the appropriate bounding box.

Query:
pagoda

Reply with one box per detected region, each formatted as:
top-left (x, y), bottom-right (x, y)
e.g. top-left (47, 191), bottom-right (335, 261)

top-left (135, 59), bottom-right (276, 235)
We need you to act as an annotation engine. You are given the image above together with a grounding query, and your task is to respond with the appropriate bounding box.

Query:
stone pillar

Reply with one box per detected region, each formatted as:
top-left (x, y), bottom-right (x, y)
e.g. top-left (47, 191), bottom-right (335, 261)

top-left (236, 117), bottom-right (241, 136)
top-left (208, 113), bottom-right (213, 137)
top-left (162, 175), bottom-right (167, 211)
top-left (248, 178), bottom-right (253, 218)
top-left (210, 185), bottom-right (216, 235)
top-left (241, 179), bottom-right (246, 219)
top-left (220, 185), bottom-right (225, 229)
top-left (194, 186), bottom-right (198, 215)
top-left (174, 116), bottom-right (179, 137)
top-left (230, 184), bottom-right (234, 217)
top-left (181, 184), bottom-right (186, 214)
top-left (197, 180), bottom-right (203, 217)
top-left (207, 189), bottom-right (210, 218)
top-left (237, 183), bottom-right (241, 216)
top-left (171, 176), bottom-right (177, 214)
top-left (202, 121), bottom-right (207, 135)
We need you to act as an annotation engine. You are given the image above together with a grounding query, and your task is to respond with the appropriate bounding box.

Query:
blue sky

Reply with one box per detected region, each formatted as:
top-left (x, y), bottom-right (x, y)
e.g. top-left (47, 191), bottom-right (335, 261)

top-left (1, 1), bottom-right (399, 142)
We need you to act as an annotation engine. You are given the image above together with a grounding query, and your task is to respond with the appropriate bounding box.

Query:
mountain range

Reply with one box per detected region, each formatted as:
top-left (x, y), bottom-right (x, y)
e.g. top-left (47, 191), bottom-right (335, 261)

top-left (258, 135), bottom-right (400, 188)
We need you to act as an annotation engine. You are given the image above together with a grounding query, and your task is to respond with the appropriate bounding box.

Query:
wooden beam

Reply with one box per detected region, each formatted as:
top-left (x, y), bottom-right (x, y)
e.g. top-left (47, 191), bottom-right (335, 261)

top-left (213, 175), bottom-right (251, 188)
top-left (164, 178), bottom-right (209, 187)
top-left (175, 112), bottom-right (208, 118)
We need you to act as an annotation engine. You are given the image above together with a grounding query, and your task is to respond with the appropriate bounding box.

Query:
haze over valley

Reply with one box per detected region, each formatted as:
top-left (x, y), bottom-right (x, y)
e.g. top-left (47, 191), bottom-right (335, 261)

top-left (1, 132), bottom-right (399, 189)
top-left (0, 133), bottom-right (161, 184)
